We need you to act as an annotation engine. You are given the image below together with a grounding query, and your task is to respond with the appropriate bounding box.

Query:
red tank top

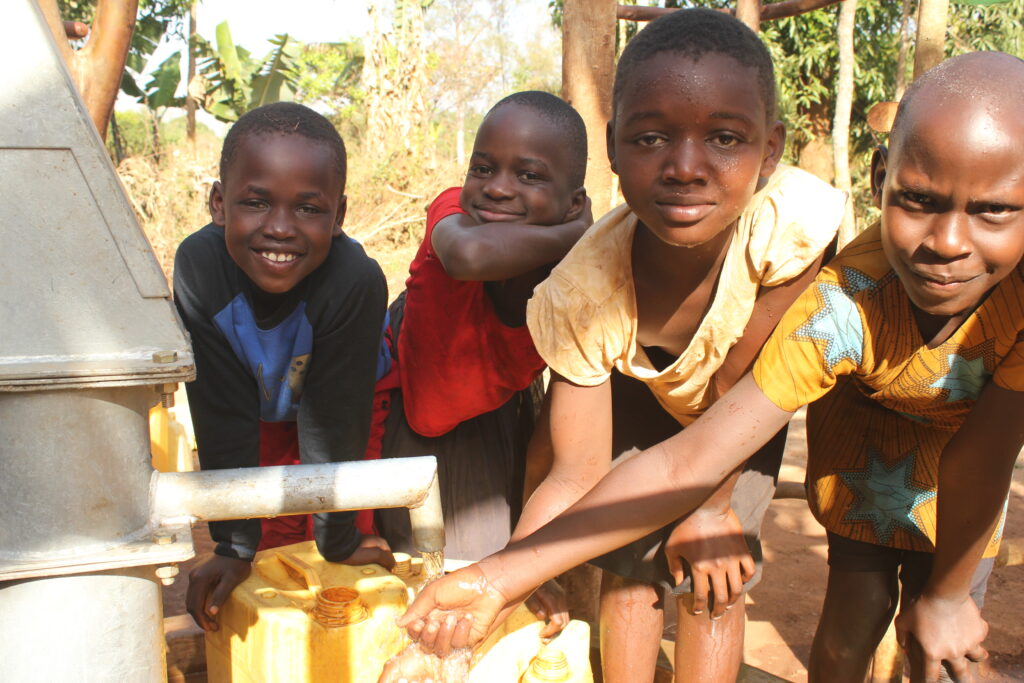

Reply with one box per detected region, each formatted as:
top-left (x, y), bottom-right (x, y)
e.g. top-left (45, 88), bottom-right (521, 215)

top-left (398, 187), bottom-right (545, 437)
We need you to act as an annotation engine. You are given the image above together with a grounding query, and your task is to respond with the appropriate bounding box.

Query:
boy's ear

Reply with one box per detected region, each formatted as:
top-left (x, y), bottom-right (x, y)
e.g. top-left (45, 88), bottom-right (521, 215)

top-left (209, 181), bottom-right (226, 226)
top-left (606, 120), bottom-right (617, 174)
top-left (870, 146), bottom-right (888, 209)
top-left (759, 121), bottom-right (786, 178)
top-left (333, 194), bottom-right (348, 237)
top-left (564, 187), bottom-right (587, 222)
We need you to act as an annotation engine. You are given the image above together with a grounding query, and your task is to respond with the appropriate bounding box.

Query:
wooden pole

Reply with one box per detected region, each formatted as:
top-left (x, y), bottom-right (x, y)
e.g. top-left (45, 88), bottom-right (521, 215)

top-left (36, 0), bottom-right (138, 140)
top-left (561, 0), bottom-right (617, 215)
top-left (186, 0), bottom-right (197, 145)
top-left (833, 0), bottom-right (857, 246)
top-left (735, 0), bottom-right (762, 31)
top-left (913, 0), bottom-right (949, 79)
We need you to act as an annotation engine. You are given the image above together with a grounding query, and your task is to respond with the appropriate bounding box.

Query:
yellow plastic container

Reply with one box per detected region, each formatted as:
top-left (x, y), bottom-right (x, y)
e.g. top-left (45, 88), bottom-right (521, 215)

top-left (205, 541), bottom-right (409, 683)
top-left (207, 542), bottom-right (593, 683)
top-left (469, 610), bottom-right (593, 683)
top-left (149, 403), bottom-right (193, 473)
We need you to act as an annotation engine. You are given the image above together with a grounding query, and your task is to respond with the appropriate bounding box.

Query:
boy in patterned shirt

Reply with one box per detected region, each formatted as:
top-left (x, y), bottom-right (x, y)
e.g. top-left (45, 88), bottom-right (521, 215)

top-left (398, 52), bottom-right (1024, 683)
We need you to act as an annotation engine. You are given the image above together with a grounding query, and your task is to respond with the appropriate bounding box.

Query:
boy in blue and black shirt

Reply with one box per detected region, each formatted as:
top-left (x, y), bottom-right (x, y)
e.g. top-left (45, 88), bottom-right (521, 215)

top-left (174, 102), bottom-right (393, 631)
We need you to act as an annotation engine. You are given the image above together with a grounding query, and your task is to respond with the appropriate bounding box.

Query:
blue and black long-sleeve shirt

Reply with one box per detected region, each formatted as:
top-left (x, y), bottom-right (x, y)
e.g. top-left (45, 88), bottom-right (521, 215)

top-left (173, 223), bottom-right (388, 562)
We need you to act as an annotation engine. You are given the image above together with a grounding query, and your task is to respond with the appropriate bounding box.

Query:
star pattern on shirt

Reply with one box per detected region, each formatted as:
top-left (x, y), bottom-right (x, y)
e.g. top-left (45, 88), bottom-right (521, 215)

top-left (929, 353), bottom-right (991, 402)
top-left (839, 447), bottom-right (935, 545)
top-left (790, 272), bottom-right (877, 371)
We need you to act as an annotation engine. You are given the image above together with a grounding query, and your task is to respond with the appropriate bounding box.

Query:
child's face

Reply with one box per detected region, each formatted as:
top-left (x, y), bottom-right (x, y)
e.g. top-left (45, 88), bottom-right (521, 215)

top-left (874, 100), bottom-right (1024, 319)
top-left (608, 52), bottom-right (783, 247)
top-left (210, 133), bottom-right (346, 295)
top-left (461, 104), bottom-right (583, 226)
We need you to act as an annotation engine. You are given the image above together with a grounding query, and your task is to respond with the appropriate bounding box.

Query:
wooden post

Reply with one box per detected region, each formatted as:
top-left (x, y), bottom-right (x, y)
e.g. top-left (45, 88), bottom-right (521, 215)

top-left (913, 0), bottom-right (949, 78)
top-left (735, 0), bottom-right (762, 31)
top-left (561, 0), bottom-right (617, 215)
top-left (186, 0), bottom-right (197, 145)
top-left (833, 0), bottom-right (857, 246)
top-left (36, 0), bottom-right (139, 140)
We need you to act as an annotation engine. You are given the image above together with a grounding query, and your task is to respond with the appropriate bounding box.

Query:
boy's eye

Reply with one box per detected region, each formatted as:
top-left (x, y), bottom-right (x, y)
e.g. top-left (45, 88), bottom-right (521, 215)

top-left (298, 205), bottom-right (323, 215)
top-left (710, 133), bottom-right (741, 147)
top-left (900, 191), bottom-right (933, 208)
top-left (241, 199), bottom-right (269, 210)
top-left (518, 171), bottom-right (544, 183)
top-left (634, 133), bottom-right (666, 147)
top-left (469, 165), bottom-right (492, 177)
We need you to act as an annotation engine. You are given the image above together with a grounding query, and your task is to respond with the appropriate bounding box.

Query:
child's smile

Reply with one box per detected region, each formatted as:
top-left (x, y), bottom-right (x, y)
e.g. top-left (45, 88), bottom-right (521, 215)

top-left (608, 52), bottom-right (783, 248)
top-left (461, 103), bottom-right (580, 227)
top-left (210, 133), bottom-right (346, 295)
top-left (875, 83), bottom-right (1024, 327)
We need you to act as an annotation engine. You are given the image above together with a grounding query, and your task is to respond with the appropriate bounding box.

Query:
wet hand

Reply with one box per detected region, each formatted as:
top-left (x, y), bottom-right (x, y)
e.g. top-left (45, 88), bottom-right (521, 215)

top-left (664, 507), bottom-right (753, 619)
top-left (526, 579), bottom-right (569, 637)
top-left (397, 564), bottom-right (510, 656)
top-left (896, 592), bottom-right (988, 682)
top-left (185, 554), bottom-right (252, 632)
top-left (341, 534), bottom-right (396, 571)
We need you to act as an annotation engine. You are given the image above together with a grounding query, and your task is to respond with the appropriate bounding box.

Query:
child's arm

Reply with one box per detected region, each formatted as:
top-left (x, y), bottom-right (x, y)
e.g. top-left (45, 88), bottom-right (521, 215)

top-left (663, 256), bottom-right (825, 616)
top-left (896, 382), bottom-right (1024, 681)
top-left (430, 209), bottom-right (588, 282)
top-left (298, 242), bottom-right (393, 567)
top-left (398, 374), bottom-right (795, 653)
top-left (512, 373), bottom-right (613, 540)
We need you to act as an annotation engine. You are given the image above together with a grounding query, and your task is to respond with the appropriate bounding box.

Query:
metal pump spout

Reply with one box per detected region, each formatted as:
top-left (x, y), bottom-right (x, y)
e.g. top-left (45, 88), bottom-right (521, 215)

top-left (152, 457), bottom-right (446, 555)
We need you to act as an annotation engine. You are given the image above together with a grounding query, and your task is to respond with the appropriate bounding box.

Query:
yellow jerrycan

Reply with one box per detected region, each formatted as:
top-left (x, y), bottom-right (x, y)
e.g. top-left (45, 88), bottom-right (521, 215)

top-left (205, 540), bottom-right (409, 683)
top-left (468, 601), bottom-right (593, 682)
top-left (149, 402), bottom-right (192, 473)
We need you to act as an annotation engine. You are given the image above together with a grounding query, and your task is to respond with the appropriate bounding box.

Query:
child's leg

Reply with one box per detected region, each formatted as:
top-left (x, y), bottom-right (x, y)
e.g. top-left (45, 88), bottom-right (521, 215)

top-left (809, 533), bottom-right (901, 683)
top-left (599, 572), bottom-right (664, 682)
top-left (674, 593), bottom-right (745, 682)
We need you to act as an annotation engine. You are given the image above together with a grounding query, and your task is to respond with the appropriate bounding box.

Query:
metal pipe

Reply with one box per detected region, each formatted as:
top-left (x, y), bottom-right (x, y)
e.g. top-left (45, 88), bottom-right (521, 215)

top-left (152, 456), bottom-right (446, 553)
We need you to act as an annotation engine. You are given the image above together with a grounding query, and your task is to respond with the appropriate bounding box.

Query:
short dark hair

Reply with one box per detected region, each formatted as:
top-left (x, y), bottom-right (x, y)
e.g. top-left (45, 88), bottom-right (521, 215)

top-left (613, 8), bottom-right (777, 122)
top-left (488, 91), bottom-right (588, 189)
top-left (219, 102), bottom-right (347, 188)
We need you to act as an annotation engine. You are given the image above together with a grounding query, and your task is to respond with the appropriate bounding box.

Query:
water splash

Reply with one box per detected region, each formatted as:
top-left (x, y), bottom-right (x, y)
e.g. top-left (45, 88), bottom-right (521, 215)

top-left (421, 549), bottom-right (444, 583)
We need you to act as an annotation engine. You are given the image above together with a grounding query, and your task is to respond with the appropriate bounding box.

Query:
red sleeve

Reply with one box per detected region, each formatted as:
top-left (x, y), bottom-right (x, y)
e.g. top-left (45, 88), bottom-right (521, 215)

top-left (423, 187), bottom-right (466, 258)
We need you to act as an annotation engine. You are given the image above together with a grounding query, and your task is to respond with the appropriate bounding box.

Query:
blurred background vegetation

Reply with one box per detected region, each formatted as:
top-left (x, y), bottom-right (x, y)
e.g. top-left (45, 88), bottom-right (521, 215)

top-left (59, 0), bottom-right (1024, 293)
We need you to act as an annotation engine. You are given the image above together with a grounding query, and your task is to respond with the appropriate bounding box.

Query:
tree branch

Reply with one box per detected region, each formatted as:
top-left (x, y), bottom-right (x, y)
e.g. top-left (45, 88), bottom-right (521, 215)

top-left (616, 0), bottom-right (843, 23)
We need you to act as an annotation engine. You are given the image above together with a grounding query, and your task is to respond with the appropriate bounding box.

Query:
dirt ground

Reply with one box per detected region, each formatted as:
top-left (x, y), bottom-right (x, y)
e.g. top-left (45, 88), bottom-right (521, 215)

top-left (163, 408), bottom-right (1024, 682)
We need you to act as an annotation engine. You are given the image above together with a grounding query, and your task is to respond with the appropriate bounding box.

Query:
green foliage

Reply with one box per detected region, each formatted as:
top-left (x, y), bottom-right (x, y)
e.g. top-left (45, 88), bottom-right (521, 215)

top-left (293, 41), bottom-right (366, 140)
top-left (194, 22), bottom-right (299, 122)
top-left (947, 1), bottom-right (1024, 57)
top-left (59, 0), bottom-right (192, 101)
top-left (106, 109), bottom-right (213, 159)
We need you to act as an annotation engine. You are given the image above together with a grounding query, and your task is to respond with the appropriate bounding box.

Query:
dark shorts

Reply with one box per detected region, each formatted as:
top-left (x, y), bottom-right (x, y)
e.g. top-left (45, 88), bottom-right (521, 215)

top-left (374, 292), bottom-right (535, 562)
top-left (589, 370), bottom-right (786, 596)
top-left (826, 531), bottom-right (994, 609)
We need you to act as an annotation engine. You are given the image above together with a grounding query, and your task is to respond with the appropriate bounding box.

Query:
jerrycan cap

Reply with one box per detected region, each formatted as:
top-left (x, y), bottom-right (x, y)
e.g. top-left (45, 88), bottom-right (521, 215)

top-left (523, 646), bottom-right (570, 682)
top-left (314, 587), bottom-right (369, 628)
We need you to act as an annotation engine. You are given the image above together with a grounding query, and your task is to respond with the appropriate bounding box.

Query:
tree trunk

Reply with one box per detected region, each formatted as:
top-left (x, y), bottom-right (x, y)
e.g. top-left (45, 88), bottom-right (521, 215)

top-left (833, 0), bottom-right (857, 246)
top-left (735, 0), bottom-right (762, 32)
top-left (37, 0), bottom-right (139, 140)
top-left (186, 0), bottom-right (197, 144)
top-left (561, 0), bottom-right (617, 214)
top-left (797, 100), bottom-right (834, 183)
top-left (894, 0), bottom-right (912, 100)
top-left (914, 0), bottom-right (949, 79)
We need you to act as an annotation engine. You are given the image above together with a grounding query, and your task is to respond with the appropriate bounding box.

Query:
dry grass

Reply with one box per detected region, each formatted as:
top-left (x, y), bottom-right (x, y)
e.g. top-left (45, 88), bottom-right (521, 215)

top-left (119, 139), bottom-right (463, 298)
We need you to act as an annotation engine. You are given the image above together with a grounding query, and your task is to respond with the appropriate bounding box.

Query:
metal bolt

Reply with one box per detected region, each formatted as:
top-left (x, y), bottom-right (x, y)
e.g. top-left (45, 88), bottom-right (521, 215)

top-left (153, 533), bottom-right (175, 545)
top-left (152, 350), bottom-right (178, 364)
top-left (155, 565), bottom-right (179, 586)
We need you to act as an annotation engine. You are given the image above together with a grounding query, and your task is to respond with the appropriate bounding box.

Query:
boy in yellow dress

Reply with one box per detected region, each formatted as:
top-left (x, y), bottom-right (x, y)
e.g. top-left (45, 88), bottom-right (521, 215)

top-left (400, 51), bottom-right (1024, 683)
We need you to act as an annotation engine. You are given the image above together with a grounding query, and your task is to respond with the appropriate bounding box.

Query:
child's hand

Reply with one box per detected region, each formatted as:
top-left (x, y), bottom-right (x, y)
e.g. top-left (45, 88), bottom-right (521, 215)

top-left (896, 592), bottom-right (989, 682)
top-left (664, 507), bottom-right (753, 619)
top-left (397, 564), bottom-right (510, 656)
top-left (341, 534), bottom-right (396, 570)
top-left (186, 554), bottom-right (252, 631)
top-left (525, 579), bottom-right (570, 637)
